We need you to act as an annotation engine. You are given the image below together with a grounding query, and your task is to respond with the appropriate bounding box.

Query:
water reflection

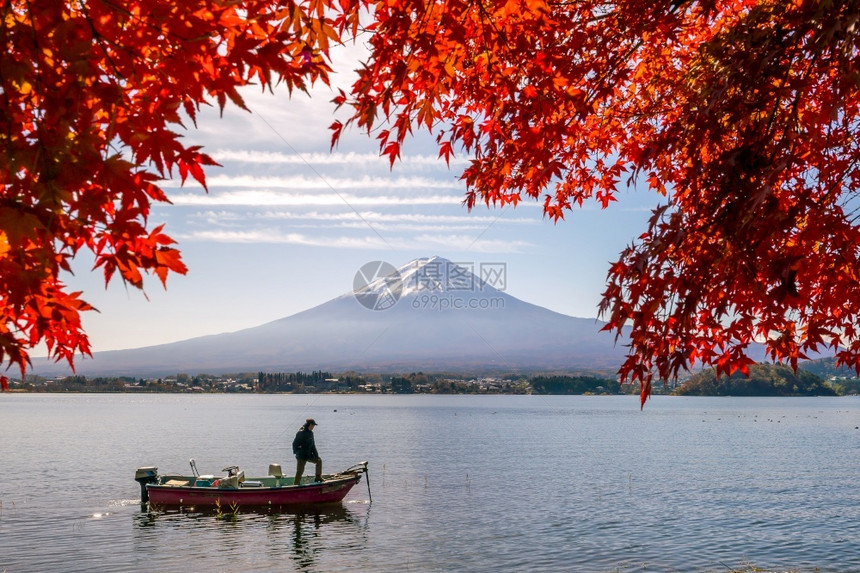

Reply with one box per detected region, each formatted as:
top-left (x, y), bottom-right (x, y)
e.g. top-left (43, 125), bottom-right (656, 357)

top-left (286, 505), bottom-right (361, 570)
top-left (135, 502), bottom-right (359, 522)
top-left (133, 503), bottom-right (369, 571)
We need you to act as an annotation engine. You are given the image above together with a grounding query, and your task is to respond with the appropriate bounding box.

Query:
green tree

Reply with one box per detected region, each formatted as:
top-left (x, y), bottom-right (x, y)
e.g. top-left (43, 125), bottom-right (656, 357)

top-left (531, 375), bottom-right (619, 395)
top-left (676, 364), bottom-right (836, 397)
top-left (390, 376), bottom-right (414, 394)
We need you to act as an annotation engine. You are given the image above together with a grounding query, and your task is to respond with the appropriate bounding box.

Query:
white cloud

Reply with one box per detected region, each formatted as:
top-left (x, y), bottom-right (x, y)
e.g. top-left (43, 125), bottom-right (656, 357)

top-left (179, 228), bottom-right (532, 252)
top-left (189, 209), bottom-right (539, 225)
top-left (203, 174), bottom-right (460, 189)
top-left (412, 233), bottom-right (534, 253)
top-left (180, 207), bottom-right (539, 244)
top-left (168, 189), bottom-right (465, 206)
top-left (165, 173), bottom-right (460, 191)
top-left (210, 149), bottom-right (468, 166)
top-left (181, 229), bottom-right (387, 248)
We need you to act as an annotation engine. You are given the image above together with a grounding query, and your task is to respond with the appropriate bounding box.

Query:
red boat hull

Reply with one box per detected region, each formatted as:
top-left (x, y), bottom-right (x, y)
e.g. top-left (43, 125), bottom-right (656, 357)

top-left (146, 474), bottom-right (361, 508)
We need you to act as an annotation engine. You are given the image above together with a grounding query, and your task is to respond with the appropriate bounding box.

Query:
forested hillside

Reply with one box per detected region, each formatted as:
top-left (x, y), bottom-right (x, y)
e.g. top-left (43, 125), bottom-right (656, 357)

top-left (676, 364), bottom-right (836, 397)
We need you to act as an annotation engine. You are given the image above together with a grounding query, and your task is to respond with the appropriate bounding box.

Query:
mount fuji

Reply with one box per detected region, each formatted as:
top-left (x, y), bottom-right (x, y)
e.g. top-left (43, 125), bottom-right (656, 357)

top-left (31, 256), bottom-right (631, 377)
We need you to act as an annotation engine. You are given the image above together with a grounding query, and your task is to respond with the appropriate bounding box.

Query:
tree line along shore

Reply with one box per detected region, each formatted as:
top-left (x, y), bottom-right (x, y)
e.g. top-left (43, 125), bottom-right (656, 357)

top-left (5, 364), bottom-right (859, 396)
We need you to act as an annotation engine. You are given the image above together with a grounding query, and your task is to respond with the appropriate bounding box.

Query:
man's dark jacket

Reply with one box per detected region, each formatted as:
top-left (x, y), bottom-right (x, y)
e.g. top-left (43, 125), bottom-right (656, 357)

top-left (292, 427), bottom-right (319, 461)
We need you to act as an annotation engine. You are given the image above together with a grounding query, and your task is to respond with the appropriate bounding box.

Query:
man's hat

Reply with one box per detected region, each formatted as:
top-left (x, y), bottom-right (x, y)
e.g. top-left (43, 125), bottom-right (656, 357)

top-left (306, 418), bottom-right (317, 426)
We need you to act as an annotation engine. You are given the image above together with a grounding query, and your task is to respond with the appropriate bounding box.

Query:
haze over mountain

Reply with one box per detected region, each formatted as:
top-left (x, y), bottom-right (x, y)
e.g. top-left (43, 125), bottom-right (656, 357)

top-left (31, 256), bottom-right (633, 377)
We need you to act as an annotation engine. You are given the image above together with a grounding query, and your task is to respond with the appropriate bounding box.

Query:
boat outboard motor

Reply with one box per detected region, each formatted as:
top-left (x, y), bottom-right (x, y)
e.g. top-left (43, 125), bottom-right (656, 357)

top-left (135, 467), bottom-right (158, 503)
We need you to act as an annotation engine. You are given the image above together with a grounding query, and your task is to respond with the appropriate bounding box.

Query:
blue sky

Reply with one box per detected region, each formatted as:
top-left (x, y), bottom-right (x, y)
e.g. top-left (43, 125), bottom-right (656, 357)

top-left (59, 47), bottom-right (658, 355)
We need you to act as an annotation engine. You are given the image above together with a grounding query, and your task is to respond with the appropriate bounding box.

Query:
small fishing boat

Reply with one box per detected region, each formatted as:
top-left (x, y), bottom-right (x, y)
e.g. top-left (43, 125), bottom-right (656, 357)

top-left (134, 460), bottom-right (369, 508)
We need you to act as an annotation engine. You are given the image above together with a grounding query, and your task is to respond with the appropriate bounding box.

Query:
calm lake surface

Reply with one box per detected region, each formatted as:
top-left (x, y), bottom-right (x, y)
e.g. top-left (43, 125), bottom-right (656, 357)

top-left (1, 394), bottom-right (858, 572)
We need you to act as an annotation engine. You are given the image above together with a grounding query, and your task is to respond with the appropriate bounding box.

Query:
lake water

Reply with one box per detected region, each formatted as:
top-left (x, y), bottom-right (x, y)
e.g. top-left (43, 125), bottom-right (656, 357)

top-left (1, 394), bottom-right (858, 572)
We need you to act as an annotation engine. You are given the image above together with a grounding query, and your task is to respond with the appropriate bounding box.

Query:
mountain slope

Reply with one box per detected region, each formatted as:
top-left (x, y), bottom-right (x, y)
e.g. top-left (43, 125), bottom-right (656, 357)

top-left (31, 256), bottom-right (630, 377)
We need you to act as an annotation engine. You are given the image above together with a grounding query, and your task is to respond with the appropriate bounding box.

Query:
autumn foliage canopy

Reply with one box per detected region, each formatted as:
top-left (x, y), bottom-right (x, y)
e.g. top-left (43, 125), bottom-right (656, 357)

top-left (2, 0), bottom-right (859, 405)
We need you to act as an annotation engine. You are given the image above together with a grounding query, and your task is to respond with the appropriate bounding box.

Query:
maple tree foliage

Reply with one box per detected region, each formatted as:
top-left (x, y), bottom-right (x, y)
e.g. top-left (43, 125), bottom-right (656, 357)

top-left (331, 0), bottom-right (860, 406)
top-left (0, 0), bottom-right (345, 387)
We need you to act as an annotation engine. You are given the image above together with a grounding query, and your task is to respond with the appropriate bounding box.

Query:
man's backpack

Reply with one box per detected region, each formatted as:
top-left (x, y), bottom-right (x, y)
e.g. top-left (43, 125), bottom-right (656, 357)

top-left (292, 431), bottom-right (303, 456)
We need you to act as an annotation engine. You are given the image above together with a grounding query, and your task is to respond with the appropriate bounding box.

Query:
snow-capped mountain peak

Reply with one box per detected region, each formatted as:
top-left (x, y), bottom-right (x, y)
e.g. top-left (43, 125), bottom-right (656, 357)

top-left (354, 256), bottom-right (502, 304)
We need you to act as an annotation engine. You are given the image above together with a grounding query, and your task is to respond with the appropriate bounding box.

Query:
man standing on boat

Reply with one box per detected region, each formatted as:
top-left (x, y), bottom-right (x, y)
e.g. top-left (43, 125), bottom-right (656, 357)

top-left (292, 418), bottom-right (323, 485)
